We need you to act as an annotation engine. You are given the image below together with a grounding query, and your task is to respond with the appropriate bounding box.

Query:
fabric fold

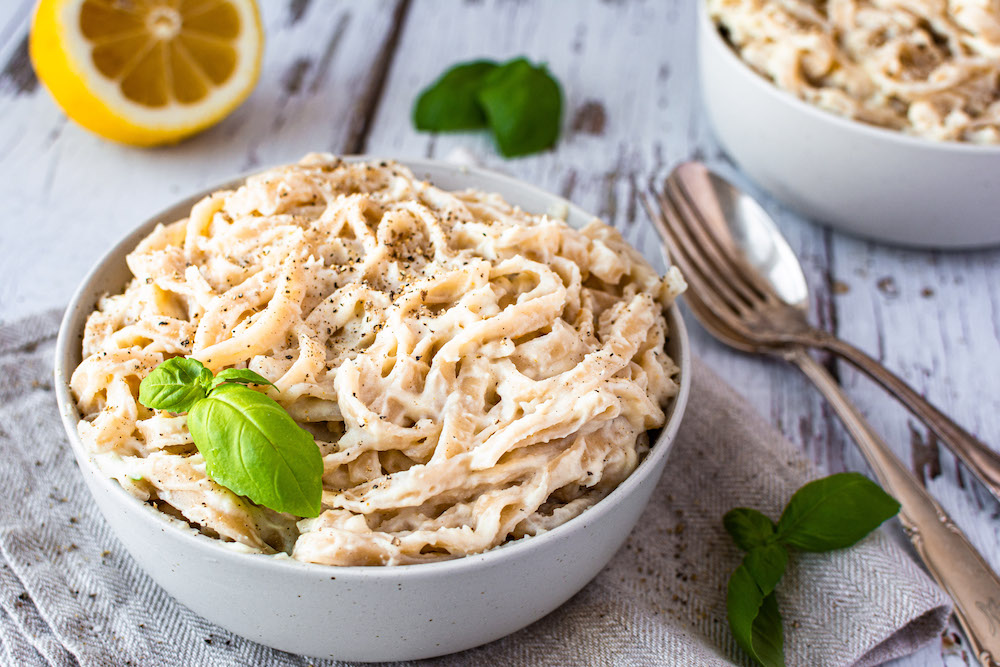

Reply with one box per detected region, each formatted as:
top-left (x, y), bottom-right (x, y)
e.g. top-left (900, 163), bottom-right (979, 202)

top-left (0, 311), bottom-right (951, 666)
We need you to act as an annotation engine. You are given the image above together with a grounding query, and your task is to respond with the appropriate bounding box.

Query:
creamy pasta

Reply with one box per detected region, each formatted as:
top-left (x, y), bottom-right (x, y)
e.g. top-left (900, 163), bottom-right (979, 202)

top-left (709, 0), bottom-right (1000, 143)
top-left (70, 155), bottom-right (685, 566)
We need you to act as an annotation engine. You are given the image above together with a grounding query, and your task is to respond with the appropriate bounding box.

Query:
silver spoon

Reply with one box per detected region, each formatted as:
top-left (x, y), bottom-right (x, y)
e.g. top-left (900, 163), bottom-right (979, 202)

top-left (659, 162), bottom-right (1000, 505)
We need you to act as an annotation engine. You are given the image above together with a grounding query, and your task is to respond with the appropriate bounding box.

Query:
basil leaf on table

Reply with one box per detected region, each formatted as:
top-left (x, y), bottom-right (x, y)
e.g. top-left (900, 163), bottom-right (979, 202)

top-left (187, 383), bottom-right (323, 518)
top-left (138, 357), bottom-right (212, 412)
top-left (211, 368), bottom-right (275, 390)
top-left (413, 60), bottom-right (498, 131)
top-left (477, 58), bottom-right (563, 157)
top-left (774, 472), bottom-right (900, 551)
top-left (411, 56), bottom-right (563, 157)
top-left (723, 508), bottom-right (776, 551)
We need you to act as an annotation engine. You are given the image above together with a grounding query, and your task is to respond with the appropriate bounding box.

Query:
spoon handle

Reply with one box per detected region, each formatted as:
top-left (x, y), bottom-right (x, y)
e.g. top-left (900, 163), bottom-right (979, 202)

top-left (788, 347), bottom-right (1000, 667)
top-left (815, 333), bottom-right (1000, 505)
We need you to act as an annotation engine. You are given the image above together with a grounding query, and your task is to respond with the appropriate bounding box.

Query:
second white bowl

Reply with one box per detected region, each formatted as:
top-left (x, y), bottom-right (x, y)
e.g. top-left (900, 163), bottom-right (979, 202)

top-left (698, 2), bottom-right (1000, 249)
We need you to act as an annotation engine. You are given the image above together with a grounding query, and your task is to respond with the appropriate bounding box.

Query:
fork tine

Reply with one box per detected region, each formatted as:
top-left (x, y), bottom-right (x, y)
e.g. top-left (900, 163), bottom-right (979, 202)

top-left (642, 180), bottom-right (771, 345)
top-left (642, 191), bottom-right (763, 353)
top-left (644, 179), bottom-right (752, 317)
top-left (680, 284), bottom-right (764, 354)
top-left (668, 166), bottom-right (784, 306)
top-left (663, 174), bottom-right (776, 309)
top-left (646, 193), bottom-right (772, 352)
top-left (639, 187), bottom-right (698, 284)
top-left (641, 187), bottom-right (739, 320)
top-left (640, 185), bottom-right (756, 329)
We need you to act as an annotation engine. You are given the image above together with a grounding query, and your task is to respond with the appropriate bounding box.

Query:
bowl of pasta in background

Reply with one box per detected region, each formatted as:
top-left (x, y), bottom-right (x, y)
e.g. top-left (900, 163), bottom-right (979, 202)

top-left (54, 157), bottom-right (691, 662)
top-left (697, 2), bottom-right (1000, 249)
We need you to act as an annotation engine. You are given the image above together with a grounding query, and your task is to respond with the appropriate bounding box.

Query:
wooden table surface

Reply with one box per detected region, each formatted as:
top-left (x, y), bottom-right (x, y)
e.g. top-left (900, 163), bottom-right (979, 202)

top-left (1, 1), bottom-right (997, 664)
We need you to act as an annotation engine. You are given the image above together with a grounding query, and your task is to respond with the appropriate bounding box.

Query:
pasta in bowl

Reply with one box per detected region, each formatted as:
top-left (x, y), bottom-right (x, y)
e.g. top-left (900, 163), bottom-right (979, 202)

top-left (709, 0), bottom-right (1000, 144)
top-left (55, 156), bottom-right (690, 660)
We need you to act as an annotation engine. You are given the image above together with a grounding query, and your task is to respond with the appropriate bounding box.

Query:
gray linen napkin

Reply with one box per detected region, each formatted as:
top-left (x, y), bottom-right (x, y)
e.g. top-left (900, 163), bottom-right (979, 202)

top-left (0, 311), bottom-right (950, 666)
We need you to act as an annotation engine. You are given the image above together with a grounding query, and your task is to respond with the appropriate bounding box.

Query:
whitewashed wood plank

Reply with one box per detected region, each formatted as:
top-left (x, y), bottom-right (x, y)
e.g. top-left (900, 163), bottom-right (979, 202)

top-left (830, 236), bottom-right (1000, 666)
top-left (0, 0), bottom-right (35, 63)
top-left (0, 0), bottom-right (402, 322)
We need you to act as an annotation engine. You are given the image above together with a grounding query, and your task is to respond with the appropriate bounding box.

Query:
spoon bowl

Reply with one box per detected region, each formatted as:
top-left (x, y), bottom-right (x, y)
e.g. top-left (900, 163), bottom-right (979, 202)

top-left (675, 165), bottom-right (809, 310)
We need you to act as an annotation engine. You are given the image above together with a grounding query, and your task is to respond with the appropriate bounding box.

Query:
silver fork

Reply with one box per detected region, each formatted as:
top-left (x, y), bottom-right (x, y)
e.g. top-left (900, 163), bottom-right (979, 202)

top-left (642, 163), bottom-right (1000, 667)
top-left (655, 163), bottom-right (1000, 504)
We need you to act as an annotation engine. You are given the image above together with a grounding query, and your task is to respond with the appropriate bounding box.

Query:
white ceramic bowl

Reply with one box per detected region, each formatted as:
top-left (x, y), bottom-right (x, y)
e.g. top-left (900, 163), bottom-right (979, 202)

top-left (697, 2), bottom-right (1000, 249)
top-left (54, 158), bottom-right (691, 663)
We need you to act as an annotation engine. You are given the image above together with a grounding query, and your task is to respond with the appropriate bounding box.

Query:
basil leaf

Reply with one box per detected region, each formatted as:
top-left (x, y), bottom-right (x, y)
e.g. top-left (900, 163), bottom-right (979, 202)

top-left (723, 473), bottom-right (899, 666)
top-left (724, 508), bottom-right (776, 551)
top-left (727, 559), bottom-right (786, 667)
top-left (753, 592), bottom-right (785, 667)
top-left (775, 472), bottom-right (900, 552)
top-left (476, 58), bottom-right (562, 157)
top-left (138, 357), bottom-right (212, 413)
top-left (211, 368), bottom-right (275, 391)
top-left (413, 60), bottom-right (498, 131)
top-left (187, 384), bottom-right (323, 517)
top-left (743, 544), bottom-right (788, 596)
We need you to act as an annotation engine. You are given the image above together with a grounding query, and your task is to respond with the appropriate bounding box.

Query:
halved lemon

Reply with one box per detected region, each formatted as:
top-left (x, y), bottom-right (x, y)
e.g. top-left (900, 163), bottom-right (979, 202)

top-left (30, 0), bottom-right (263, 146)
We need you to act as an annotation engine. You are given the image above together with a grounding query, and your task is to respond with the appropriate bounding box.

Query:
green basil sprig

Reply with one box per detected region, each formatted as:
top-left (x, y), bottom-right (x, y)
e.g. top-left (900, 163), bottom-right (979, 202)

top-left (412, 57), bottom-right (563, 157)
top-left (139, 357), bottom-right (323, 517)
top-left (724, 473), bottom-right (901, 667)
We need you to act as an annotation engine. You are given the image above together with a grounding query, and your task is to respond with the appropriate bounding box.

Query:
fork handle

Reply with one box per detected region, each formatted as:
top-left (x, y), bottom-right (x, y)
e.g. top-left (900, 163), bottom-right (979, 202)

top-left (814, 333), bottom-right (1000, 504)
top-left (788, 347), bottom-right (1000, 667)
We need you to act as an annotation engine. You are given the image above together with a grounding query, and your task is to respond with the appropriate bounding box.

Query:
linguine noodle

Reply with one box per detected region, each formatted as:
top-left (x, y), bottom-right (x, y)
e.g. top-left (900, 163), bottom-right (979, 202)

top-left (709, 0), bottom-right (1000, 143)
top-left (71, 155), bottom-right (685, 566)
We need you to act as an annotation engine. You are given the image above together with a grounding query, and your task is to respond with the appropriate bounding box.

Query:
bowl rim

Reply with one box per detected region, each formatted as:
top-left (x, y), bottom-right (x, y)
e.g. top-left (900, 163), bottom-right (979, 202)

top-left (697, 1), bottom-right (1000, 155)
top-left (54, 155), bottom-right (693, 580)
